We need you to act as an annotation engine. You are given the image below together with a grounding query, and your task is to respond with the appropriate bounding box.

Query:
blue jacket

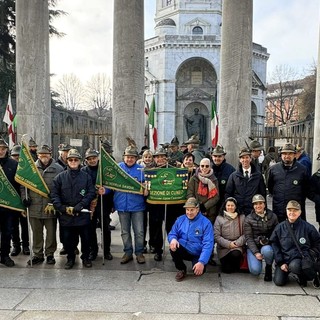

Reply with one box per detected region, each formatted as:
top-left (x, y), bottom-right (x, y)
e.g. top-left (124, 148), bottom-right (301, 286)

top-left (168, 213), bottom-right (214, 265)
top-left (113, 162), bottom-right (146, 212)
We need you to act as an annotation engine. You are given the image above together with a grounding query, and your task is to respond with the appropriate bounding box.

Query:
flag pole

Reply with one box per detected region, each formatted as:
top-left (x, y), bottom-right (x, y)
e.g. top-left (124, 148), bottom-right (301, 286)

top-left (25, 188), bottom-right (33, 267)
top-left (99, 139), bottom-right (105, 266)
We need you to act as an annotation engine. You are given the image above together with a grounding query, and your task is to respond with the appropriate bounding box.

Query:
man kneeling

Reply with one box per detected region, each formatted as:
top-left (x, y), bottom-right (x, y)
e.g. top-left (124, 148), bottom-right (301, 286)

top-left (168, 197), bottom-right (214, 282)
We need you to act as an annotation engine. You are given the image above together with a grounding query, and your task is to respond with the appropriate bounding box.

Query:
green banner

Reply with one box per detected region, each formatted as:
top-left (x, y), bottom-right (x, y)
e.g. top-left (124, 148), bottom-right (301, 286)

top-left (0, 166), bottom-right (25, 212)
top-left (14, 141), bottom-right (50, 198)
top-left (96, 146), bottom-right (144, 195)
top-left (145, 167), bottom-right (188, 204)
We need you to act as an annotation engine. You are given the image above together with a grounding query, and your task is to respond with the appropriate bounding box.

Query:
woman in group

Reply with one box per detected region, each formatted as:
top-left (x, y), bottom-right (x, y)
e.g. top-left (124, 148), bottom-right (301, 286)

top-left (214, 197), bottom-right (246, 273)
top-left (187, 158), bottom-right (219, 224)
top-left (244, 194), bottom-right (278, 281)
top-left (137, 149), bottom-right (155, 168)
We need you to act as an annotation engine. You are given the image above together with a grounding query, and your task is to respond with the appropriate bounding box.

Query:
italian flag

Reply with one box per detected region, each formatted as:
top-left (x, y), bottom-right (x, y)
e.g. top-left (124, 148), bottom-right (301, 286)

top-left (211, 97), bottom-right (219, 147)
top-left (3, 92), bottom-right (16, 148)
top-left (149, 96), bottom-right (158, 151)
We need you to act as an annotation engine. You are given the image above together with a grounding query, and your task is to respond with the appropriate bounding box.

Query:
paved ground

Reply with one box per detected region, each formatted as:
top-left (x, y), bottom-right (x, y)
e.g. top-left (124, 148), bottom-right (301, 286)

top-left (1, 199), bottom-right (320, 319)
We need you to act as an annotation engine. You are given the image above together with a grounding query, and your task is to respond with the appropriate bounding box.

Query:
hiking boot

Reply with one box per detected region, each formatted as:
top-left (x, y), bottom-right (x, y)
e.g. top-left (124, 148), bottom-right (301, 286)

top-left (22, 246), bottom-right (30, 255)
top-left (64, 260), bottom-right (74, 270)
top-left (264, 264), bottom-right (273, 282)
top-left (10, 246), bottom-right (21, 256)
top-left (59, 247), bottom-right (67, 255)
top-left (46, 256), bottom-right (56, 265)
top-left (154, 253), bottom-right (162, 261)
top-left (104, 252), bottom-right (113, 260)
top-left (136, 254), bottom-right (146, 264)
top-left (175, 270), bottom-right (186, 282)
top-left (82, 259), bottom-right (92, 268)
top-left (1, 257), bottom-right (15, 267)
top-left (120, 254), bottom-right (133, 264)
top-left (27, 256), bottom-right (45, 266)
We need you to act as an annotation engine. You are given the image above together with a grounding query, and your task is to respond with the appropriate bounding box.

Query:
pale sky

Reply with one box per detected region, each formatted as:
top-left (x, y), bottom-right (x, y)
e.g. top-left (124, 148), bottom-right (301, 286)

top-left (50, 0), bottom-right (320, 85)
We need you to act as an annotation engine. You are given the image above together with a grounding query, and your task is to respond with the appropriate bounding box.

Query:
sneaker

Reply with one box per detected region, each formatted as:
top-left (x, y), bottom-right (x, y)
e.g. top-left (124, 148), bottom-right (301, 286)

top-left (175, 270), bottom-right (186, 282)
top-left (64, 260), bottom-right (74, 270)
top-left (120, 254), bottom-right (133, 264)
top-left (154, 253), bottom-right (162, 261)
top-left (27, 256), bottom-right (45, 266)
top-left (22, 246), bottom-right (30, 255)
top-left (59, 248), bottom-right (67, 255)
top-left (46, 256), bottom-right (56, 265)
top-left (104, 252), bottom-right (113, 260)
top-left (1, 256), bottom-right (15, 267)
top-left (136, 254), bottom-right (146, 264)
top-left (10, 246), bottom-right (21, 256)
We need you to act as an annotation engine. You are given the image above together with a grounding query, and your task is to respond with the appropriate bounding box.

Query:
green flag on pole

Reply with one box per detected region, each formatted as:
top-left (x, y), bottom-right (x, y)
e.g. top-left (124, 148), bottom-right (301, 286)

top-left (14, 141), bottom-right (50, 198)
top-left (0, 166), bottom-right (25, 212)
top-left (145, 167), bottom-right (189, 204)
top-left (96, 146), bottom-right (144, 195)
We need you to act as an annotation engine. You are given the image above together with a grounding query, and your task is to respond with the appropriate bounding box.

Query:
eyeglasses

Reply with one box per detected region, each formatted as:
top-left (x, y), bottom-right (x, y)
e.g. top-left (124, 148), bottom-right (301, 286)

top-left (68, 158), bottom-right (80, 162)
top-left (200, 165), bottom-right (210, 168)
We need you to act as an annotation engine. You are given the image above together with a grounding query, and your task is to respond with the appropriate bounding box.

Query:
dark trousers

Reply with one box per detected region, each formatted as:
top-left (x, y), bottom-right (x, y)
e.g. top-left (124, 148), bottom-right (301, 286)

top-left (12, 214), bottom-right (29, 247)
top-left (170, 245), bottom-right (200, 272)
top-left (0, 210), bottom-right (15, 259)
top-left (273, 258), bottom-right (302, 286)
top-left (220, 250), bottom-right (242, 273)
top-left (62, 225), bottom-right (91, 262)
top-left (148, 204), bottom-right (164, 254)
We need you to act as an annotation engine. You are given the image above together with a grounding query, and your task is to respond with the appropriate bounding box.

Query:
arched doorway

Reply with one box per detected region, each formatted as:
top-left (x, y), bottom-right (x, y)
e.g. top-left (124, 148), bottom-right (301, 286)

top-left (175, 57), bottom-right (217, 148)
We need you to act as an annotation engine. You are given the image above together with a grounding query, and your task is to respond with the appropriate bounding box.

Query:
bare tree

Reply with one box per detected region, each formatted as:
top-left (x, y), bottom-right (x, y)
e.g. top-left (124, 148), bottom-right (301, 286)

top-left (85, 73), bottom-right (112, 117)
top-left (54, 73), bottom-right (84, 110)
top-left (266, 65), bottom-right (301, 125)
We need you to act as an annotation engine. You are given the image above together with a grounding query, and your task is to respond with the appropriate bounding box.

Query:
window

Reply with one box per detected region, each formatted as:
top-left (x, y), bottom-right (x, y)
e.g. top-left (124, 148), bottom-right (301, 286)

top-left (192, 26), bottom-right (203, 35)
top-left (166, 0), bottom-right (172, 5)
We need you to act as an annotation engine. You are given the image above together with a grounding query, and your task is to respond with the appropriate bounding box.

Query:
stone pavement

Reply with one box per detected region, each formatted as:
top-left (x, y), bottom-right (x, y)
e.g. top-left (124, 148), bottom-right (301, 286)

top-left (1, 200), bottom-right (320, 320)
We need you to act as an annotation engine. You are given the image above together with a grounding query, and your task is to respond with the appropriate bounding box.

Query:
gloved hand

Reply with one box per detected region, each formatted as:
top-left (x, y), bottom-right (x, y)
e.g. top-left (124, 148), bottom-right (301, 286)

top-left (44, 204), bottom-right (55, 215)
top-left (22, 198), bottom-right (32, 207)
top-left (59, 205), bottom-right (67, 214)
top-left (73, 203), bottom-right (83, 213)
top-left (66, 206), bottom-right (74, 215)
top-left (199, 203), bottom-right (206, 213)
top-left (90, 198), bottom-right (98, 213)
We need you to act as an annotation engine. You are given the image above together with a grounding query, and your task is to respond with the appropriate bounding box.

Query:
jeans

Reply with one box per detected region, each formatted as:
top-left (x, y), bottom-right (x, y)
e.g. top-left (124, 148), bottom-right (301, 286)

top-left (247, 245), bottom-right (274, 276)
top-left (118, 211), bottom-right (144, 256)
top-left (273, 258), bottom-right (302, 286)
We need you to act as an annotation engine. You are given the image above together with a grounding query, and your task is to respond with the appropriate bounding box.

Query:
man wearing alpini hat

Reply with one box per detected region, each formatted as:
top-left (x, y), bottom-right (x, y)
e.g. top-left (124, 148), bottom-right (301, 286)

top-left (168, 197), bottom-right (213, 282)
top-left (267, 143), bottom-right (309, 222)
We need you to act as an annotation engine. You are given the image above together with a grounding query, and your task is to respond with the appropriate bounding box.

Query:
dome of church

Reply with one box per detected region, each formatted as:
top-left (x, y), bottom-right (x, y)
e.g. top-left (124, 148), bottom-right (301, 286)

top-left (155, 18), bottom-right (176, 27)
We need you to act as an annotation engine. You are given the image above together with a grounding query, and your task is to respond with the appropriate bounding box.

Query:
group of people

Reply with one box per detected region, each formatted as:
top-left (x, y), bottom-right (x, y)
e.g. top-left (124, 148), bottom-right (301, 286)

top-left (1, 135), bottom-right (320, 287)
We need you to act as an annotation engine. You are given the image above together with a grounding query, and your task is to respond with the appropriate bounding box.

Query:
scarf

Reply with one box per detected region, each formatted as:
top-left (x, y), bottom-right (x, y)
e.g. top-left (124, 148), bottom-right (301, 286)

top-left (224, 210), bottom-right (238, 220)
top-left (197, 169), bottom-right (218, 199)
top-left (256, 210), bottom-right (266, 219)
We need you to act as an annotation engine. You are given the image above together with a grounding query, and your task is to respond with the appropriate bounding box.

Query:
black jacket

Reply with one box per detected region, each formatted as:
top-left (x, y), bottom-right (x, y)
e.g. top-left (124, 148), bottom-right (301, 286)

top-left (51, 167), bottom-right (96, 226)
top-left (270, 217), bottom-right (320, 266)
top-left (267, 160), bottom-right (309, 221)
top-left (225, 164), bottom-right (266, 216)
top-left (244, 208), bottom-right (278, 254)
top-left (212, 159), bottom-right (235, 212)
top-left (310, 169), bottom-right (320, 223)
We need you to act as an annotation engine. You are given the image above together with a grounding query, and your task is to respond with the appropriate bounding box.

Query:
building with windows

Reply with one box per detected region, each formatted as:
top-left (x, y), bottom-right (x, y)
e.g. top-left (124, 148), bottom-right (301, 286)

top-left (145, 0), bottom-right (269, 150)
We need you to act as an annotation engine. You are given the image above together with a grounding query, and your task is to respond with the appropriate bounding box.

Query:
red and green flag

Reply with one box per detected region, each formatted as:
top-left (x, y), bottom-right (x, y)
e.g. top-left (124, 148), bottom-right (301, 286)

top-left (15, 141), bottom-right (50, 198)
top-left (211, 96), bottom-right (219, 147)
top-left (149, 96), bottom-right (158, 151)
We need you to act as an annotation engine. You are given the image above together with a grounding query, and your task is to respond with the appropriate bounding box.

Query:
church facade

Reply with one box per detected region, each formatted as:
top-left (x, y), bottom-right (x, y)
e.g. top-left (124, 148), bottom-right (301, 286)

top-left (145, 0), bottom-right (269, 150)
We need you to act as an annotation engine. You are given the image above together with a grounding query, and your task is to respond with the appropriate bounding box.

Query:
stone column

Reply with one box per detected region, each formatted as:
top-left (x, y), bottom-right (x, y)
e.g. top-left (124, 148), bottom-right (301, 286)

top-left (218, 0), bottom-right (253, 167)
top-left (113, 0), bottom-right (145, 160)
top-left (16, 0), bottom-right (51, 146)
top-left (313, 25), bottom-right (320, 173)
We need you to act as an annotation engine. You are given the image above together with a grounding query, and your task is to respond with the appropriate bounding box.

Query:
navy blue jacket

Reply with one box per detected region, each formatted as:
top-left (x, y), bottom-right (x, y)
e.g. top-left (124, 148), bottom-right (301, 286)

top-left (225, 163), bottom-right (266, 216)
top-left (51, 167), bottom-right (96, 226)
top-left (270, 218), bottom-right (320, 266)
top-left (267, 160), bottom-right (309, 221)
